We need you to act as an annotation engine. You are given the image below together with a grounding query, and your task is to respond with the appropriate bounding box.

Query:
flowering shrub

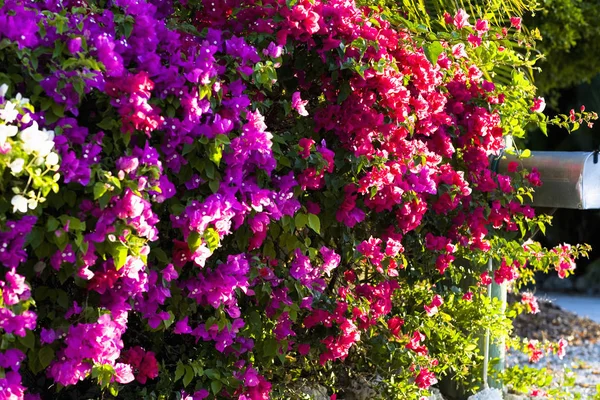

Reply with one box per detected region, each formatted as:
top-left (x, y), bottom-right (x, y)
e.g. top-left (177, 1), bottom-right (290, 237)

top-left (0, 1), bottom-right (594, 399)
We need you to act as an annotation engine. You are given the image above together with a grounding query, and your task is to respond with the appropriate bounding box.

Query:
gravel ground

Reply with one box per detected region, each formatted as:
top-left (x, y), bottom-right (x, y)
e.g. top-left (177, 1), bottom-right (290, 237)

top-left (512, 295), bottom-right (600, 346)
top-left (506, 343), bottom-right (600, 398)
top-left (508, 295), bottom-right (600, 398)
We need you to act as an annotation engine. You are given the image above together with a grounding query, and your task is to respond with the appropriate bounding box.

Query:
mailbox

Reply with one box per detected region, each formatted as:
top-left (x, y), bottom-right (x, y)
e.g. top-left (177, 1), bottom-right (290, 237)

top-left (497, 151), bottom-right (600, 209)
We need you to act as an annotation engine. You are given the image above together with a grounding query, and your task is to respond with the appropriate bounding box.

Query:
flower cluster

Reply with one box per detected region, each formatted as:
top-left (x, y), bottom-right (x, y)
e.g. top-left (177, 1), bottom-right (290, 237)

top-left (0, 0), bottom-right (592, 399)
top-left (0, 88), bottom-right (61, 213)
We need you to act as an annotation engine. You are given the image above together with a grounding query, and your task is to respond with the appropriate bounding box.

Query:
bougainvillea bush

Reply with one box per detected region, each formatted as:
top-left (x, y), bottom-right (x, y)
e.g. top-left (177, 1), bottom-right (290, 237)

top-left (0, 0), bottom-right (596, 399)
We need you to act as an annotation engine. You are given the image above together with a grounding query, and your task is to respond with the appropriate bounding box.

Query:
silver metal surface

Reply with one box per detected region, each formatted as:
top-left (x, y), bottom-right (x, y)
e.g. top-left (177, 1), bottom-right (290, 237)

top-left (497, 151), bottom-right (600, 209)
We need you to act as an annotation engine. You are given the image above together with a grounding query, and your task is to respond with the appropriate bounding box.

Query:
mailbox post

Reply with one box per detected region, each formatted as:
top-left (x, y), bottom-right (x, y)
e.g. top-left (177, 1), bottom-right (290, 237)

top-left (479, 151), bottom-right (600, 390)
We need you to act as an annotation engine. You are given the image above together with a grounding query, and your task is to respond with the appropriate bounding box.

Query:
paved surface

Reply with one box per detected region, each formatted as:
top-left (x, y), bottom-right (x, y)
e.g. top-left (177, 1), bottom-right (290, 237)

top-left (539, 292), bottom-right (600, 323)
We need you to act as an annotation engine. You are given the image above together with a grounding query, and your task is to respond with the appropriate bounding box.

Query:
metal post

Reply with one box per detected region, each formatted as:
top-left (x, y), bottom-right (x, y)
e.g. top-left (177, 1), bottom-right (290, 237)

top-left (488, 271), bottom-right (507, 388)
top-left (481, 258), bottom-right (507, 389)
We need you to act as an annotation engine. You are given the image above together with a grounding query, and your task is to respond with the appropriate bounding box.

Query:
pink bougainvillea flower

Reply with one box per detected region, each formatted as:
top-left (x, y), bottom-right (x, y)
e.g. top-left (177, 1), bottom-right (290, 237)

top-left (415, 367), bottom-right (438, 389)
top-left (531, 97), bottom-right (546, 113)
top-left (305, 200), bottom-right (321, 214)
top-left (557, 338), bottom-right (568, 359)
top-left (508, 161), bottom-right (519, 173)
top-left (453, 9), bottom-right (471, 29)
top-left (443, 12), bottom-right (453, 25)
top-left (297, 343), bottom-right (310, 355)
top-left (527, 340), bottom-right (543, 363)
top-left (424, 294), bottom-right (443, 316)
top-left (521, 292), bottom-right (540, 314)
top-left (452, 43), bottom-right (468, 59)
top-left (406, 331), bottom-right (428, 355)
top-left (530, 389), bottom-right (548, 398)
top-left (292, 91), bottom-right (309, 116)
top-left (114, 363), bottom-right (135, 384)
top-left (475, 19), bottom-right (489, 34)
top-left (480, 271), bottom-right (493, 286)
top-left (298, 138), bottom-right (315, 159)
top-left (494, 259), bottom-right (519, 284)
top-left (510, 16), bottom-right (522, 30)
top-left (526, 167), bottom-right (542, 187)
top-left (468, 34), bottom-right (482, 47)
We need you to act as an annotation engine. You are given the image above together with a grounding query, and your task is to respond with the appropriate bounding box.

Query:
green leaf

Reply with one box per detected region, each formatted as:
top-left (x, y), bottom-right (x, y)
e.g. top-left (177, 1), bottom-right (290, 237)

top-left (537, 221), bottom-right (546, 235)
top-left (209, 179), bottom-right (220, 193)
top-left (208, 143), bottom-right (223, 166)
top-left (351, 37), bottom-right (367, 54)
top-left (59, 216), bottom-right (85, 231)
top-left (199, 85), bottom-right (212, 100)
top-left (204, 369), bottom-right (220, 380)
top-left (112, 245), bottom-right (128, 270)
top-left (51, 102), bottom-right (64, 117)
top-left (183, 365), bottom-right (194, 387)
top-left (38, 346), bottom-right (55, 368)
top-left (539, 122), bottom-right (547, 136)
top-left (187, 231), bottom-right (202, 252)
top-left (174, 362), bottom-right (185, 382)
top-left (18, 330), bottom-right (35, 349)
top-left (423, 41), bottom-right (444, 66)
top-left (263, 338), bottom-right (278, 357)
top-left (205, 161), bottom-right (215, 179)
top-left (337, 81), bottom-right (351, 104)
top-left (153, 248), bottom-right (170, 264)
top-left (211, 380), bottom-right (223, 395)
top-left (294, 213), bottom-right (308, 229)
top-left (307, 214), bottom-right (321, 234)
top-left (46, 217), bottom-right (60, 232)
top-left (73, 79), bottom-right (85, 97)
top-left (521, 149), bottom-right (531, 158)
top-left (215, 134), bottom-right (230, 145)
top-left (464, 343), bottom-right (477, 352)
top-left (93, 182), bottom-right (107, 200)
top-left (56, 290), bottom-right (69, 309)
top-left (204, 228), bottom-right (220, 252)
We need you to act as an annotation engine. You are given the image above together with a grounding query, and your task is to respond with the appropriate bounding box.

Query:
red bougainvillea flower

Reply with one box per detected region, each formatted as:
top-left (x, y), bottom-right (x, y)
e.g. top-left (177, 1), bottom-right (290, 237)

top-left (387, 316), bottom-right (404, 337)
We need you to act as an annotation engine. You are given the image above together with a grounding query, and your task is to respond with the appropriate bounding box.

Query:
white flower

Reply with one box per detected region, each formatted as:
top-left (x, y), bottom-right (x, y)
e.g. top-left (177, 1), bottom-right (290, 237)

top-left (14, 93), bottom-right (29, 106)
top-left (27, 198), bottom-right (38, 210)
top-left (0, 84), bottom-right (8, 98)
top-left (0, 102), bottom-right (18, 123)
top-left (0, 124), bottom-right (18, 145)
top-left (11, 194), bottom-right (28, 213)
top-left (45, 152), bottom-right (59, 166)
top-left (8, 158), bottom-right (25, 174)
top-left (19, 121), bottom-right (55, 156)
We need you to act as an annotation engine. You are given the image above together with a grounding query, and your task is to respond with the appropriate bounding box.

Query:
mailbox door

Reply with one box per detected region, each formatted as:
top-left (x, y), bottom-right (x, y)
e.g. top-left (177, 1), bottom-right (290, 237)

top-left (498, 151), bottom-right (595, 209)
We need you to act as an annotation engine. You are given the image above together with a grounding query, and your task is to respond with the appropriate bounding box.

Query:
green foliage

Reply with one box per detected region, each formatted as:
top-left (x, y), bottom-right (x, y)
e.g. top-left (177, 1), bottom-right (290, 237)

top-left (526, 0), bottom-right (600, 100)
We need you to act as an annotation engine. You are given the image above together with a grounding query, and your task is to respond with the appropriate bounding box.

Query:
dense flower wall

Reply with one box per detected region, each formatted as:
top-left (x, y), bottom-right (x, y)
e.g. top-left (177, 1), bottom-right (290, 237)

top-left (0, 0), bottom-right (595, 399)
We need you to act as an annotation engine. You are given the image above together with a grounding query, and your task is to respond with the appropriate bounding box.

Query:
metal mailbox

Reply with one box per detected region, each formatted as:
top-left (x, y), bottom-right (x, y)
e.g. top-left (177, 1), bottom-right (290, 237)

top-left (497, 151), bottom-right (600, 209)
